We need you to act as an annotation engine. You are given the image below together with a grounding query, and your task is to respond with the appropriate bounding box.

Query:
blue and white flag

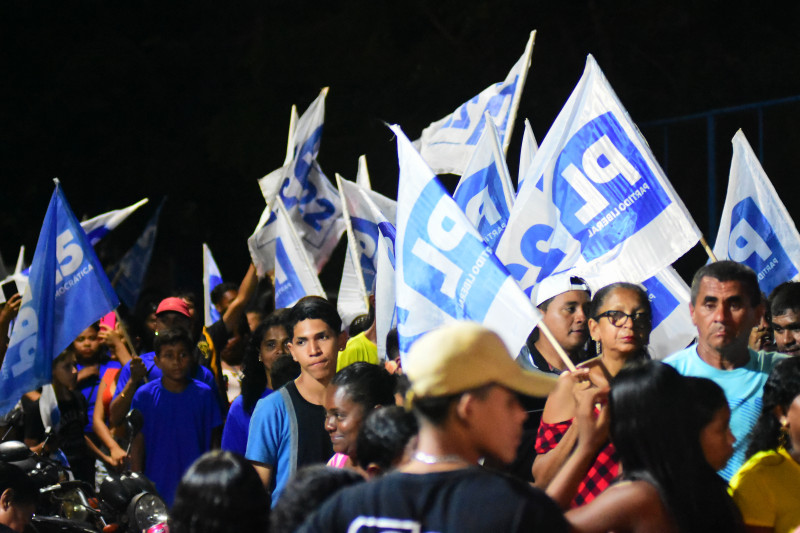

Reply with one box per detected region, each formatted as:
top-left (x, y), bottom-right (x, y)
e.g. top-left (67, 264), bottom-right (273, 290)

top-left (453, 114), bottom-right (515, 250)
top-left (0, 181), bottom-right (119, 416)
top-left (496, 55), bottom-right (701, 297)
top-left (392, 124), bottom-right (542, 358)
top-left (517, 118), bottom-right (538, 192)
top-left (713, 130), bottom-right (800, 294)
top-left (273, 199), bottom-right (326, 310)
top-left (203, 243), bottom-right (223, 327)
top-left (109, 199), bottom-right (164, 309)
top-left (374, 218), bottom-right (397, 361)
top-left (415, 31), bottom-right (535, 176)
top-left (80, 198), bottom-right (149, 246)
top-left (249, 90), bottom-right (345, 275)
top-left (336, 175), bottom-right (397, 327)
top-left (640, 266), bottom-right (696, 360)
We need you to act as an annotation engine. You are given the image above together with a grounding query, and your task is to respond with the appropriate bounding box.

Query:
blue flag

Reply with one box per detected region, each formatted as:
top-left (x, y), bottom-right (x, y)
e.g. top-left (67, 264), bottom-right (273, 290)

top-left (0, 181), bottom-right (119, 416)
top-left (109, 199), bottom-right (165, 309)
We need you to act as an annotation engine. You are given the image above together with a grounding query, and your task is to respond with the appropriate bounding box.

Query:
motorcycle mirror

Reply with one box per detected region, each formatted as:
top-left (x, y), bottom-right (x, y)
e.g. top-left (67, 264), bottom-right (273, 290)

top-left (125, 409), bottom-right (144, 438)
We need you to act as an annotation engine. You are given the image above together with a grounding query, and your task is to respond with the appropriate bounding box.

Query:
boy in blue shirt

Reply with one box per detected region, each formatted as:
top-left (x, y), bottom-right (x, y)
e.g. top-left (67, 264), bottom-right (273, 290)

top-left (130, 329), bottom-right (222, 507)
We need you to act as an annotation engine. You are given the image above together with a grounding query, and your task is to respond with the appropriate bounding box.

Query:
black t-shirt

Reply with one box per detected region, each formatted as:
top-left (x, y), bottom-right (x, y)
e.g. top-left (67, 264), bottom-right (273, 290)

top-left (285, 381), bottom-right (333, 469)
top-left (298, 467), bottom-right (567, 533)
top-left (22, 389), bottom-right (94, 482)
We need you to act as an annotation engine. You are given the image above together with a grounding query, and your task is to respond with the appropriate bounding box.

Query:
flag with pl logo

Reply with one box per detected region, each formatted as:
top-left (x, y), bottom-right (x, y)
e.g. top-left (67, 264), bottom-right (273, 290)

top-left (272, 199), bottom-right (326, 310)
top-left (80, 198), bottom-right (149, 246)
top-left (203, 243), bottom-right (223, 327)
top-left (414, 31), bottom-right (535, 176)
top-left (0, 181), bottom-right (119, 416)
top-left (713, 130), bottom-right (800, 294)
top-left (392, 124), bottom-right (542, 358)
top-left (452, 113), bottom-right (515, 250)
top-left (495, 54), bottom-right (701, 298)
top-left (336, 175), bottom-right (397, 328)
top-left (640, 266), bottom-right (696, 360)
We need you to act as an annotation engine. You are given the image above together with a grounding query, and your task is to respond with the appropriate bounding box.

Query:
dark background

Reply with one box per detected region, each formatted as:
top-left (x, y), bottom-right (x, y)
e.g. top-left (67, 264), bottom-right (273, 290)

top-left (2, 1), bottom-right (799, 302)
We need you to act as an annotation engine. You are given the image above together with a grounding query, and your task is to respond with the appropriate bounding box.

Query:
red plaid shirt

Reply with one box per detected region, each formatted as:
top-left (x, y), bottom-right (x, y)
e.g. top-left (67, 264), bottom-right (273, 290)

top-left (535, 418), bottom-right (618, 507)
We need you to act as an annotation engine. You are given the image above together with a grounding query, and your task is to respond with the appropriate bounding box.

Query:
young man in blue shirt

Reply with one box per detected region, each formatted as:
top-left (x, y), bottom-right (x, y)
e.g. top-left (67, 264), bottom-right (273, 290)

top-left (246, 296), bottom-right (346, 505)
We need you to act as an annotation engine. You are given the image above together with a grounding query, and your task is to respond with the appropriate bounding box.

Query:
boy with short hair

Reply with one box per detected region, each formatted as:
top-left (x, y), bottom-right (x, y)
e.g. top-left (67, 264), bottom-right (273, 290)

top-left (246, 296), bottom-right (346, 505)
top-left (130, 328), bottom-right (222, 507)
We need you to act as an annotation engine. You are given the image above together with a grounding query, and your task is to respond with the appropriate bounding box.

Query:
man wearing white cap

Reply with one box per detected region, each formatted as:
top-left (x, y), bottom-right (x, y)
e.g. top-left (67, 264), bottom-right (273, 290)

top-left (298, 322), bottom-right (567, 532)
top-left (508, 274), bottom-right (590, 483)
top-left (519, 274), bottom-right (591, 374)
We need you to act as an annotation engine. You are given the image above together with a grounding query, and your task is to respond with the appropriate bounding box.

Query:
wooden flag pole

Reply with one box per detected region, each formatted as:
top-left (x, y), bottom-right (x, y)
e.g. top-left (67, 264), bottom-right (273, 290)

top-left (537, 321), bottom-right (577, 372)
top-left (700, 236), bottom-right (718, 262)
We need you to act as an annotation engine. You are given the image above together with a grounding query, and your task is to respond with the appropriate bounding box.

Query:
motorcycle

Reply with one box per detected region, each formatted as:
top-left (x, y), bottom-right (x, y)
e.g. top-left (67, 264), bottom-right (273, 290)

top-left (95, 410), bottom-right (168, 533)
top-left (0, 426), bottom-right (105, 533)
top-left (0, 409), bottom-right (167, 533)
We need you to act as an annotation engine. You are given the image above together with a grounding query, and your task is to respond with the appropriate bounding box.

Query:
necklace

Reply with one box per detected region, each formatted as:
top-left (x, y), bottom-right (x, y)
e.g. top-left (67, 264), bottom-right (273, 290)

top-left (413, 451), bottom-right (469, 465)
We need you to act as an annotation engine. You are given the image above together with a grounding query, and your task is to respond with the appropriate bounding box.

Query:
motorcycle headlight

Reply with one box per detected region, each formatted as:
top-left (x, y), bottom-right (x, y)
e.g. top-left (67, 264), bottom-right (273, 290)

top-left (127, 493), bottom-right (168, 532)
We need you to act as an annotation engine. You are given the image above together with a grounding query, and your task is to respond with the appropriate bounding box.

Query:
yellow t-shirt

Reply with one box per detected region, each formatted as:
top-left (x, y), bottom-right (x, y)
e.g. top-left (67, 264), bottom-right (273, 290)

top-left (336, 332), bottom-right (378, 372)
top-left (730, 447), bottom-right (800, 533)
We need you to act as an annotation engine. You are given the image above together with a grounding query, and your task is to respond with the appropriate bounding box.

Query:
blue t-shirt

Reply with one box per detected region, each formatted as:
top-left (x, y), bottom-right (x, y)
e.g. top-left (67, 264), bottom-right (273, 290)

top-left (114, 351), bottom-right (217, 400)
top-left (245, 381), bottom-right (331, 506)
top-left (221, 389), bottom-right (272, 456)
top-left (131, 379), bottom-right (222, 507)
top-left (76, 358), bottom-right (121, 433)
top-left (664, 345), bottom-right (785, 480)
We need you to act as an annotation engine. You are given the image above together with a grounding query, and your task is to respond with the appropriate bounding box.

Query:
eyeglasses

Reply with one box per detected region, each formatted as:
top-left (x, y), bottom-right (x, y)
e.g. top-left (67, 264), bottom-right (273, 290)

top-left (594, 310), bottom-right (651, 328)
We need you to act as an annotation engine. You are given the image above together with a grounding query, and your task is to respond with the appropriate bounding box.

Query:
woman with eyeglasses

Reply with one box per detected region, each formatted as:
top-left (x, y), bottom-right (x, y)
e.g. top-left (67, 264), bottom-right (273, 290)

top-left (532, 282), bottom-right (651, 507)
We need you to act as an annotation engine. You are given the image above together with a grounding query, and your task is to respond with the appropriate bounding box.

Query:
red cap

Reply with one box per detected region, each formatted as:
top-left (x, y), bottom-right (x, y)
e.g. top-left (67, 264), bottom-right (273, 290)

top-left (156, 297), bottom-right (191, 318)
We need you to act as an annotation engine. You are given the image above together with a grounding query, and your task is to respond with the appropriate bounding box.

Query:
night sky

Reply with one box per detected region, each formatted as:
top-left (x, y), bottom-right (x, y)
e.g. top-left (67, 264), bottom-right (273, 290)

top-left (2, 1), bottom-right (800, 303)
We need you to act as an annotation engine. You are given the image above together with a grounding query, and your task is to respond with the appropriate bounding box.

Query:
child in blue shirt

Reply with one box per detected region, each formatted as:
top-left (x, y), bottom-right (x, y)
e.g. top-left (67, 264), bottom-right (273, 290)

top-left (130, 329), bottom-right (222, 507)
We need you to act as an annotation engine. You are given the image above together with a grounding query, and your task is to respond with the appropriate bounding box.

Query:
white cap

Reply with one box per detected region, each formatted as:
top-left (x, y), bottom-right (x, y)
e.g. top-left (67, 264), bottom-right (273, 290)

top-left (534, 274), bottom-right (590, 307)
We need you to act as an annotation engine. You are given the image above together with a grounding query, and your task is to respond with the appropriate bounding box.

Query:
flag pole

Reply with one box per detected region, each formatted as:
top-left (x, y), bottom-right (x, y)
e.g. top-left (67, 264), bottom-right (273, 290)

top-left (503, 29), bottom-right (536, 157)
top-left (283, 105), bottom-right (298, 166)
top-left (335, 174), bottom-right (370, 309)
top-left (699, 236), bottom-right (718, 262)
top-left (537, 321), bottom-right (577, 372)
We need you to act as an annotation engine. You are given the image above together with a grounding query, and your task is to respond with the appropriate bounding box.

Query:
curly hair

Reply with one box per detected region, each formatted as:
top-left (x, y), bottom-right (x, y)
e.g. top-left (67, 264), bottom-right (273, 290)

top-left (746, 356), bottom-right (800, 457)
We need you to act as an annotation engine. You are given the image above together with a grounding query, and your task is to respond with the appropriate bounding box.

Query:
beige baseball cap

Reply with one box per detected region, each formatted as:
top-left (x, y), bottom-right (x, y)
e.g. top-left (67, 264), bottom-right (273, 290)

top-left (405, 322), bottom-right (558, 401)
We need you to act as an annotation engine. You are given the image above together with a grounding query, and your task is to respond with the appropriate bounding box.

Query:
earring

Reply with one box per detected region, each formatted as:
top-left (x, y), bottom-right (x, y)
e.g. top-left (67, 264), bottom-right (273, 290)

top-left (779, 419), bottom-right (789, 449)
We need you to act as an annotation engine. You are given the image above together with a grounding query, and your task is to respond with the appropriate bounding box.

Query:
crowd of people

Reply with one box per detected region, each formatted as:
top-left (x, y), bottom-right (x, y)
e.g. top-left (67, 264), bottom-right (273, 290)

top-left (2, 258), bottom-right (800, 532)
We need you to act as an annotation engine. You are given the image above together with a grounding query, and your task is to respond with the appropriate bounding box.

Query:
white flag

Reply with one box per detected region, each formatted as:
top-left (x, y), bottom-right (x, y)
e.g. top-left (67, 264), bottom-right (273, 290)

top-left (453, 113), bottom-right (515, 250)
top-left (375, 220), bottom-right (397, 362)
top-left (713, 130), bottom-right (800, 294)
top-left (356, 155), bottom-right (372, 190)
top-left (80, 198), bottom-right (149, 246)
top-left (273, 199), bottom-right (326, 310)
top-left (414, 31), bottom-right (535, 176)
top-left (517, 118), bottom-right (538, 192)
top-left (496, 54), bottom-right (701, 297)
top-left (640, 266), bottom-right (696, 360)
top-left (392, 124), bottom-right (541, 358)
top-left (202, 244), bottom-right (223, 327)
top-left (336, 176), bottom-right (398, 327)
top-left (249, 89), bottom-right (345, 275)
